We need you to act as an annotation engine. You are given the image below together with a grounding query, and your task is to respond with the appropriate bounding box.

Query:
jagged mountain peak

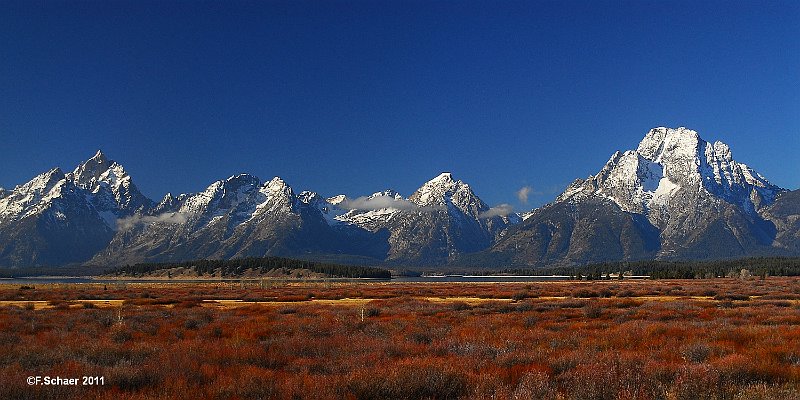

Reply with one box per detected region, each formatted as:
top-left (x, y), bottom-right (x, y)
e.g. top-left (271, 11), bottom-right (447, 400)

top-left (267, 176), bottom-right (287, 186)
top-left (557, 126), bottom-right (784, 219)
top-left (327, 194), bottom-right (347, 205)
top-left (636, 126), bottom-right (700, 161)
top-left (197, 174), bottom-right (260, 198)
top-left (71, 150), bottom-right (117, 187)
top-left (495, 127), bottom-right (794, 265)
top-left (299, 191), bottom-right (347, 224)
top-left (411, 172), bottom-right (472, 205)
top-left (264, 176), bottom-right (293, 197)
top-left (2, 134), bottom-right (794, 269)
top-left (430, 172), bottom-right (455, 184)
top-left (185, 174), bottom-right (262, 212)
top-left (369, 190), bottom-right (403, 200)
top-left (154, 192), bottom-right (177, 213)
top-left (220, 174), bottom-right (261, 190)
top-left (407, 172), bottom-right (494, 222)
top-left (420, 172), bottom-right (456, 188)
top-left (170, 174), bottom-right (298, 220)
top-left (297, 190), bottom-right (330, 208)
top-left (67, 151), bottom-right (153, 215)
top-left (228, 173), bottom-right (260, 182)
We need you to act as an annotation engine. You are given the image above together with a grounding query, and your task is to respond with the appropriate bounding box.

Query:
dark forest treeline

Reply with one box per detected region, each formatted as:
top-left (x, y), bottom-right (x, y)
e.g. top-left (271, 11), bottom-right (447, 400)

top-left (494, 257), bottom-right (800, 279)
top-left (111, 257), bottom-right (392, 279)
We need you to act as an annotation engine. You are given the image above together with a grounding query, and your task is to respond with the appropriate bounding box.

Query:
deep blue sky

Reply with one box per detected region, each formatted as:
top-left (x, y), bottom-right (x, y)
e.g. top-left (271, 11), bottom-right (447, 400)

top-left (1, 0), bottom-right (798, 210)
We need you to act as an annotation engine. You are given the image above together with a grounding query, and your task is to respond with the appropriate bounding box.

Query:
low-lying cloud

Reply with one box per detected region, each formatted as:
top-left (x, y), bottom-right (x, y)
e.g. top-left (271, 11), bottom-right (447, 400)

top-left (339, 195), bottom-right (417, 211)
top-left (479, 203), bottom-right (514, 218)
top-left (116, 212), bottom-right (188, 231)
top-left (338, 195), bottom-right (445, 212)
top-left (517, 186), bottom-right (533, 204)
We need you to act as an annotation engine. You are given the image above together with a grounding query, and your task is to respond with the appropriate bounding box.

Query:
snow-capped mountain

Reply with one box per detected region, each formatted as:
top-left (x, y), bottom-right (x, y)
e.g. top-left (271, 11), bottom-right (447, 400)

top-left (1, 130), bottom-right (796, 269)
top-left (298, 190), bottom-right (351, 226)
top-left (321, 173), bottom-right (519, 265)
top-left (68, 150), bottom-right (153, 218)
top-left (115, 171), bottom-right (517, 266)
top-left (489, 127), bottom-right (791, 265)
top-left (90, 174), bottom-right (360, 265)
top-left (332, 190), bottom-right (408, 231)
top-left (0, 152), bottom-right (151, 266)
top-left (557, 127), bottom-right (782, 220)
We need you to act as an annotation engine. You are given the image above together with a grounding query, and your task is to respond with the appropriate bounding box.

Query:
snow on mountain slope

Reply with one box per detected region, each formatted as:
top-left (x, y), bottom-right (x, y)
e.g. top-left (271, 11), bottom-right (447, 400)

top-left (0, 152), bottom-right (526, 267)
top-left (331, 190), bottom-right (408, 230)
top-left (493, 127), bottom-right (790, 265)
top-left (329, 174), bottom-right (519, 264)
top-left (0, 151), bottom-right (162, 267)
top-left (68, 150), bottom-right (154, 217)
top-left (0, 150), bottom-right (153, 227)
top-left (328, 174), bottom-right (518, 232)
top-left (326, 194), bottom-right (346, 205)
top-left (5, 129), bottom-right (792, 269)
top-left (408, 172), bottom-right (486, 215)
top-left (91, 173), bottom-right (371, 265)
top-left (0, 168), bottom-right (67, 223)
top-left (118, 174), bottom-right (308, 234)
top-left (298, 190), bottom-right (347, 225)
top-left (557, 127), bottom-right (783, 224)
top-left (98, 171), bottom-right (524, 266)
top-left (0, 167), bottom-right (113, 267)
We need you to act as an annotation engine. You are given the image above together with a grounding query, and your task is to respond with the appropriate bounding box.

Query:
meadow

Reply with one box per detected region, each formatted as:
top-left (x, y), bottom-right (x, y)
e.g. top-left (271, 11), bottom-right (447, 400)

top-left (0, 278), bottom-right (799, 399)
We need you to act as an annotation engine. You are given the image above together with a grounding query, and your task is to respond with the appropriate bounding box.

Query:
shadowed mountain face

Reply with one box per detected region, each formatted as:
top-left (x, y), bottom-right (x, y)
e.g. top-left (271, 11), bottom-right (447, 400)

top-left (0, 151), bottom-right (152, 267)
top-left (0, 127), bottom-right (797, 269)
top-left (488, 198), bottom-right (661, 265)
top-left (761, 190), bottom-right (800, 254)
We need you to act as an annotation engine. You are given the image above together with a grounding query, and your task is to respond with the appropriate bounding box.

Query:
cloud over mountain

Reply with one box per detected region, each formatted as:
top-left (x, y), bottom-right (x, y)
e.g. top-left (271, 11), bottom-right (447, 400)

top-left (517, 186), bottom-right (533, 204)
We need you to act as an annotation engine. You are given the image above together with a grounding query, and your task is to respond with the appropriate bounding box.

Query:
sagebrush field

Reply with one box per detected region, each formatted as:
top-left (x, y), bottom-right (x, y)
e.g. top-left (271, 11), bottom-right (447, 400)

top-left (1, 278), bottom-right (799, 399)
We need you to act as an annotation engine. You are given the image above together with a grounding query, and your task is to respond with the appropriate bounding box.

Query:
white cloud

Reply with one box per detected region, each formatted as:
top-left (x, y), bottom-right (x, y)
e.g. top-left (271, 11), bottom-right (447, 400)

top-left (116, 212), bottom-right (188, 231)
top-left (339, 195), bottom-right (417, 211)
top-left (517, 186), bottom-right (533, 204)
top-left (479, 203), bottom-right (514, 218)
top-left (339, 195), bottom-right (445, 212)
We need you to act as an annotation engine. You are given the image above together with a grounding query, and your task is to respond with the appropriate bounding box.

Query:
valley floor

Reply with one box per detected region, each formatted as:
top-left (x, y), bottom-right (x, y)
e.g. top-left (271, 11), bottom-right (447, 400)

top-left (0, 278), bottom-right (799, 399)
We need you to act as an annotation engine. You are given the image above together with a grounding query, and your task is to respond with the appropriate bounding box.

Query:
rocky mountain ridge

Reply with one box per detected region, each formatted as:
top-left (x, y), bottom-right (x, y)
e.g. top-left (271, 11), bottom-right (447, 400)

top-left (0, 127), bottom-right (797, 268)
top-left (0, 151), bottom-right (150, 266)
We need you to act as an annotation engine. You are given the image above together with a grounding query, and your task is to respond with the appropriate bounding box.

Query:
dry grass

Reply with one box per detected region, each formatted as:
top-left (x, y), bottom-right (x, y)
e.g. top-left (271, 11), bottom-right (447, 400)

top-left (0, 277), bottom-right (798, 399)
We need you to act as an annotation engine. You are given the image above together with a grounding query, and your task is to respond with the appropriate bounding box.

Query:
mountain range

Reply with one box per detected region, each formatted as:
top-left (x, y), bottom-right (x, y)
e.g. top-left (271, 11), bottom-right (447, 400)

top-left (1, 127), bottom-right (797, 269)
